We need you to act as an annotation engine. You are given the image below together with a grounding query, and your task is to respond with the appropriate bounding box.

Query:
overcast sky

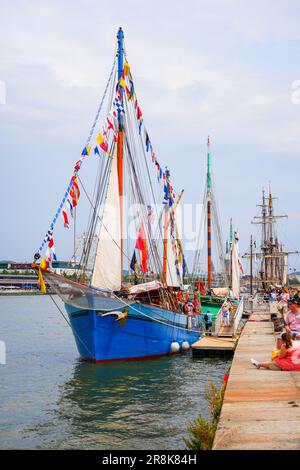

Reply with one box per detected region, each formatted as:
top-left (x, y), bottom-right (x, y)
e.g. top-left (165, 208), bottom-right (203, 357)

top-left (0, 0), bottom-right (300, 273)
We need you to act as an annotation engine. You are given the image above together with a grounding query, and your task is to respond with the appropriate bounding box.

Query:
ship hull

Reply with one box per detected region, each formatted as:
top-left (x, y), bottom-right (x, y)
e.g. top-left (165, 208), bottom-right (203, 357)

top-left (64, 302), bottom-right (201, 362)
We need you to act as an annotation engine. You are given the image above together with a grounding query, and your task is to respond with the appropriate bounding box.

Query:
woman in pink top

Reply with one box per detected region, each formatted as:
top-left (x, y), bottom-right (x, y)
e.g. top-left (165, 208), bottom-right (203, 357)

top-left (251, 332), bottom-right (300, 371)
top-left (285, 302), bottom-right (300, 339)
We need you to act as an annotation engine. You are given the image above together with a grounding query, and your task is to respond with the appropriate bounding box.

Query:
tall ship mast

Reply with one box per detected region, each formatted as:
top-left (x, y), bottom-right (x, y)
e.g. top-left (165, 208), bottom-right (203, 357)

top-left (191, 138), bottom-right (241, 295)
top-left (246, 186), bottom-right (298, 289)
top-left (32, 28), bottom-right (206, 362)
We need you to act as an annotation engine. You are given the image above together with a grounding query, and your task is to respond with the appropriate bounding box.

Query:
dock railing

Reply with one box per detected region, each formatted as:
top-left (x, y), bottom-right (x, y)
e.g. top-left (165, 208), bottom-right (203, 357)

top-left (211, 306), bottom-right (223, 337)
top-left (233, 297), bottom-right (244, 335)
top-left (210, 297), bottom-right (244, 337)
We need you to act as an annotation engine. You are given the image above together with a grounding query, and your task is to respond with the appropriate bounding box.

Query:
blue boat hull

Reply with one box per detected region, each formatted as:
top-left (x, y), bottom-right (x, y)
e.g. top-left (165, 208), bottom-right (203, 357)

top-left (64, 302), bottom-right (201, 362)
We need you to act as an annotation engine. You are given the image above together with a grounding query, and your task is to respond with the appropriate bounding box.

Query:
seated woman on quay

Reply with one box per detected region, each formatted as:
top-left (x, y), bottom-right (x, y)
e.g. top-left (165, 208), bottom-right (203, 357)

top-left (284, 301), bottom-right (300, 340)
top-left (250, 332), bottom-right (300, 371)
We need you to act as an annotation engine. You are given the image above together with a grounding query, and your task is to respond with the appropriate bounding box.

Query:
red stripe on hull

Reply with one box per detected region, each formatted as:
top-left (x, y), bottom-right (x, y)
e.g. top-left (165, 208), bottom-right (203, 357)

top-left (80, 350), bottom-right (189, 364)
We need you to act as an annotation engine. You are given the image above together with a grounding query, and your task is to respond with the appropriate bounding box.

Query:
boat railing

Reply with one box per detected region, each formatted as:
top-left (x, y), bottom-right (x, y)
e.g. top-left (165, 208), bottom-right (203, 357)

top-left (188, 314), bottom-right (203, 333)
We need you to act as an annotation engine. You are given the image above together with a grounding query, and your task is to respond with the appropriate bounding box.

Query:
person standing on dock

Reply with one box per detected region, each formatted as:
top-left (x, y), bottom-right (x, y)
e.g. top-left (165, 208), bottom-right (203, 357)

top-left (222, 299), bottom-right (230, 326)
top-left (203, 310), bottom-right (212, 335)
top-left (278, 287), bottom-right (290, 317)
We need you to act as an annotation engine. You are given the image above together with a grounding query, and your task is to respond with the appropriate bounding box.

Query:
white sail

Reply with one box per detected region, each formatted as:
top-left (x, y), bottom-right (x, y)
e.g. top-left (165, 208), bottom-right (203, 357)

top-left (91, 145), bottom-right (122, 291)
top-left (231, 240), bottom-right (240, 299)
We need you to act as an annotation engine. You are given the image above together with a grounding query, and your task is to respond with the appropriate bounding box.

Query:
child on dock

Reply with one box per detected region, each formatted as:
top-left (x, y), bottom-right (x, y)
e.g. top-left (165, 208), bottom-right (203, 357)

top-left (222, 299), bottom-right (230, 327)
top-left (203, 310), bottom-right (212, 335)
top-left (250, 332), bottom-right (300, 371)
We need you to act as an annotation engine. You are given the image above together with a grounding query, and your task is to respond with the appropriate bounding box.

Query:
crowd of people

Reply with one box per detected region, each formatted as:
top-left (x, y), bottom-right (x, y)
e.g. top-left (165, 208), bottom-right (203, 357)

top-left (251, 287), bottom-right (300, 372)
top-left (268, 287), bottom-right (300, 314)
top-left (176, 289), bottom-right (235, 334)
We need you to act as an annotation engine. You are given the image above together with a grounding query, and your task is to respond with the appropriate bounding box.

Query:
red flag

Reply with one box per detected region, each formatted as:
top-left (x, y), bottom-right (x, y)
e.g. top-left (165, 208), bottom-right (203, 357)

top-left (69, 186), bottom-right (78, 207)
top-left (107, 116), bottom-right (115, 131)
top-left (62, 208), bottom-right (69, 229)
top-left (135, 223), bottom-right (148, 273)
top-left (72, 178), bottom-right (80, 199)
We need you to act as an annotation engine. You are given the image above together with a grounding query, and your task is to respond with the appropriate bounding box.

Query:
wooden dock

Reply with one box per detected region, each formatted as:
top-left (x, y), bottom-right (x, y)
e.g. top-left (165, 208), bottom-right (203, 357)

top-left (192, 336), bottom-right (236, 357)
top-left (213, 309), bottom-right (300, 450)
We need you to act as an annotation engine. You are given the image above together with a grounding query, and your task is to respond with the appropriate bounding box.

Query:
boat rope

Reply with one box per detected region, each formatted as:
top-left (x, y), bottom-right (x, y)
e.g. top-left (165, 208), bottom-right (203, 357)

top-left (117, 295), bottom-right (202, 334)
top-left (77, 172), bottom-right (132, 264)
top-left (85, 58), bottom-right (117, 146)
top-left (48, 293), bottom-right (94, 358)
top-left (36, 58), bottom-right (116, 256)
top-left (91, 263), bottom-right (201, 333)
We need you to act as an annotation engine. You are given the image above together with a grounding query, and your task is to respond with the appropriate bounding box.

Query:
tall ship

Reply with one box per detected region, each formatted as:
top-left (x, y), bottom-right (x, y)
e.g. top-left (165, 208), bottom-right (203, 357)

top-left (192, 138), bottom-right (243, 299)
top-left (245, 186), bottom-right (298, 290)
top-left (33, 28), bottom-right (204, 362)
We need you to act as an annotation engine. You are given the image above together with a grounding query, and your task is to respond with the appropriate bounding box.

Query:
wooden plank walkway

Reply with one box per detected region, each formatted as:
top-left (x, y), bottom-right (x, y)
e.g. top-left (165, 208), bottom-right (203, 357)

top-left (213, 309), bottom-right (300, 450)
top-left (192, 336), bottom-right (236, 357)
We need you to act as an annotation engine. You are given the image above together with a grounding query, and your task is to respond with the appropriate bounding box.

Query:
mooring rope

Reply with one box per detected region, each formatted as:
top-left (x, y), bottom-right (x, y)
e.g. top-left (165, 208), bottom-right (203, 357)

top-left (49, 293), bottom-right (94, 358)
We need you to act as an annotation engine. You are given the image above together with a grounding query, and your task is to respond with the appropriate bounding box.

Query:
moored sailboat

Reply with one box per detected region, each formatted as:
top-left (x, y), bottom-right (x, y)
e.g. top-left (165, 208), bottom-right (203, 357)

top-left (33, 28), bottom-right (202, 362)
top-left (191, 138), bottom-right (244, 332)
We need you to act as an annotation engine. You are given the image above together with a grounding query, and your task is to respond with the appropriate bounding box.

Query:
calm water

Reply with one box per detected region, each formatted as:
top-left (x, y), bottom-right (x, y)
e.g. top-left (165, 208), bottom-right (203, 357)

top-left (0, 295), bottom-right (230, 449)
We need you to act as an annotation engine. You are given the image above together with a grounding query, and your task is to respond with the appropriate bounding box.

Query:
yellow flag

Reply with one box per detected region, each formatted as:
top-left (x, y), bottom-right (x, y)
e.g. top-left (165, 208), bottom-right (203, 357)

top-left (40, 258), bottom-right (48, 270)
top-left (119, 77), bottom-right (126, 90)
top-left (38, 267), bottom-right (47, 294)
top-left (86, 145), bottom-right (91, 155)
top-left (97, 133), bottom-right (104, 146)
top-left (124, 61), bottom-right (130, 76)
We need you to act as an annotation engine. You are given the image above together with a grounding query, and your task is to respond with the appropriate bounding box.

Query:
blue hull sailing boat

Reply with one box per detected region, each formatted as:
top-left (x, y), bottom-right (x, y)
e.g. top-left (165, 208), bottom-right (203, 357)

top-left (65, 302), bottom-right (201, 362)
top-left (34, 28), bottom-right (202, 362)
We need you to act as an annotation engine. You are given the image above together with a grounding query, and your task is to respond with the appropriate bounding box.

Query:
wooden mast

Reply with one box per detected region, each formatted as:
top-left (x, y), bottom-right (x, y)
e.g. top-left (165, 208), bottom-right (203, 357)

top-left (268, 185), bottom-right (274, 283)
top-left (250, 234), bottom-right (253, 296)
top-left (246, 188), bottom-right (296, 289)
top-left (163, 206), bottom-right (168, 285)
top-left (117, 27), bottom-right (124, 283)
top-left (262, 189), bottom-right (267, 288)
top-left (229, 217), bottom-right (233, 291)
top-left (207, 137), bottom-right (212, 290)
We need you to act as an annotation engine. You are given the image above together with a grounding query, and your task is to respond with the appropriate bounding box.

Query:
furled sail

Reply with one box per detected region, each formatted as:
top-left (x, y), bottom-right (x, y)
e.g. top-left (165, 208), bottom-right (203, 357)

top-left (166, 210), bottom-right (181, 288)
top-left (91, 144), bottom-right (122, 291)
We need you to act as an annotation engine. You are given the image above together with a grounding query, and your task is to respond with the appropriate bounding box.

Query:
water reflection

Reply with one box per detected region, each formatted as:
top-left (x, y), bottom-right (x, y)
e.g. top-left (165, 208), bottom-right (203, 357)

top-left (47, 355), bottom-right (230, 449)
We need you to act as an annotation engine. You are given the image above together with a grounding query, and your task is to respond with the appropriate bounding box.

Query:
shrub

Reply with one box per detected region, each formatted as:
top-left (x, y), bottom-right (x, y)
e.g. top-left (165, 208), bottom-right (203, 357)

top-left (184, 379), bottom-right (226, 450)
top-left (184, 417), bottom-right (217, 450)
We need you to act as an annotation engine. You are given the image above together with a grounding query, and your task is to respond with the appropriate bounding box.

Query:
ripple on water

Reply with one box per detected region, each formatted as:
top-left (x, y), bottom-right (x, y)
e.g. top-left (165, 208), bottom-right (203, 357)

top-left (0, 296), bottom-right (231, 449)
